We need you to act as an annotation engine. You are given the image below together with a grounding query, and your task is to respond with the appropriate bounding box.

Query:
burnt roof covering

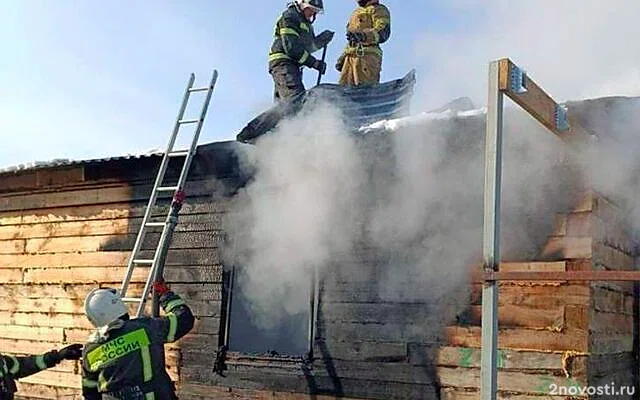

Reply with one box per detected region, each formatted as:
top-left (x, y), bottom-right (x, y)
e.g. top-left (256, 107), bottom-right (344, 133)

top-left (0, 141), bottom-right (253, 177)
top-left (236, 69), bottom-right (416, 144)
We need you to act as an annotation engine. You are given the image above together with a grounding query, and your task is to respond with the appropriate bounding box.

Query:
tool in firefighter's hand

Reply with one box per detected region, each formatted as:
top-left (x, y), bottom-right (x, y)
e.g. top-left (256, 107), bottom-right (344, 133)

top-left (316, 44), bottom-right (328, 86)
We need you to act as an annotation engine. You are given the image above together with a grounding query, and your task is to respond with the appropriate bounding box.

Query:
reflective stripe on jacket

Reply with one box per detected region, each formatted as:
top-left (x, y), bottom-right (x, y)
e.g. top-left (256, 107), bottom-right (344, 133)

top-left (269, 4), bottom-right (321, 68)
top-left (0, 350), bottom-right (62, 398)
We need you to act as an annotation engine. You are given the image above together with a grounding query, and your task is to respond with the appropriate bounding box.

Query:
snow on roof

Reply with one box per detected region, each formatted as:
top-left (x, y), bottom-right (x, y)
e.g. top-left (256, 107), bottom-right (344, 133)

top-left (358, 107), bottom-right (487, 133)
top-left (0, 148), bottom-right (164, 175)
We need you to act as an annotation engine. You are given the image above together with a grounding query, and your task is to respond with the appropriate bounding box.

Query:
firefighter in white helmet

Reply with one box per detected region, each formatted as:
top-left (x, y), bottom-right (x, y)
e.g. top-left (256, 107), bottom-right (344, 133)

top-left (268, 0), bottom-right (335, 101)
top-left (80, 281), bottom-right (194, 400)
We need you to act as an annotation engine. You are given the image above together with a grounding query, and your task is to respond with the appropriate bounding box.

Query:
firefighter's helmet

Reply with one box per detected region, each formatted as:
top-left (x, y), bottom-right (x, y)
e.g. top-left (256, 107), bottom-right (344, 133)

top-left (295, 0), bottom-right (324, 13)
top-left (84, 288), bottom-right (128, 327)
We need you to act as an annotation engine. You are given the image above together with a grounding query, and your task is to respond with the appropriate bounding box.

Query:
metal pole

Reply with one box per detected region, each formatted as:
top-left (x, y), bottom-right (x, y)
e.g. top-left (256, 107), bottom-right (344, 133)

top-left (316, 45), bottom-right (328, 86)
top-left (480, 60), bottom-right (503, 400)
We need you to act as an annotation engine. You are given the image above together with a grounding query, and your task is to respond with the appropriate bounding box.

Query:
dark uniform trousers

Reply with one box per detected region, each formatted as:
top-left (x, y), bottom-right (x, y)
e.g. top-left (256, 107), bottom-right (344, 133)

top-left (81, 291), bottom-right (194, 400)
top-left (0, 351), bottom-right (65, 400)
top-left (270, 61), bottom-right (305, 102)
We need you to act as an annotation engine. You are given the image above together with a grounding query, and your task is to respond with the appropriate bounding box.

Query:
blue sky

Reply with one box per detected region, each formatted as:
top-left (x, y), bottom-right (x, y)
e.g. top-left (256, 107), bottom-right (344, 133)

top-left (2, 1), bottom-right (639, 168)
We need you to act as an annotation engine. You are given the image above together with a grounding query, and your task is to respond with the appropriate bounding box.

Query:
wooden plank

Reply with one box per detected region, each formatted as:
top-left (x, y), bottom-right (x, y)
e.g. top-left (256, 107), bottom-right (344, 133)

top-left (17, 370), bottom-right (82, 389)
top-left (0, 200), bottom-right (230, 226)
top-left (589, 310), bottom-right (633, 334)
top-left (0, 297), bottom-right (84, 314)
top-left (0, 268), bottom-right (23, 283)
top-left (0, 283), bottom-right (146, 299)
top-left (23, 266), bottom-right (151, 284)
top-left (14, 382), bottom-right (81, 400)
top-left (437, 366), bottom-right (586, 394)
top-left (445, 326), bottom-right (588, 352)
top-left (0, 311), bottom-right (93, 330)
top-left (0, 249), bottom-right (222, 269)
top-left (0, 178), bottom-right (222, 212)
top-left (35, 167), bottom-right (85, 188)
top-left (0, 325), bottom-right (65, 342)
top-left (311, 340), bottom-right (407, 362)
top-left (18, 231), bottom-right (223, 255)
top-left (499, 261), bottom-right (567, 272)
top-left (178, 383), bottom-right (363, 400)
top-left (0, 239), bottom-right (25, 254)
top-left (541, 237), bottom-right (592, 259)
top-left (465, 305), bottom-right (564, 329)
top-left (590, 333), bottom-right (634, 354)
top-left (413, 345), bottom-right (587, 376)
top-left (320, 321), bottom-right (443, 343)
top-left (0, 213), bottom-right (224, 240)
top-left (587, 352), bottom-right (636, 378)
top-left (320, 303), bottom-right (434, 324)
top-left (497, 58), bottom-right (593, 142)
top-left (591, 287), bottom-right (634, 314)
top-left (441, 388), bottom-right (570, 400)
top-left (0, 338), bottom-right (63, 354)
top-left (482, 270), bottom-right (640, 282)
top-left (469, 284), bottom-right (590, 307)
top-left (182, 366), bottom-right (441, 400)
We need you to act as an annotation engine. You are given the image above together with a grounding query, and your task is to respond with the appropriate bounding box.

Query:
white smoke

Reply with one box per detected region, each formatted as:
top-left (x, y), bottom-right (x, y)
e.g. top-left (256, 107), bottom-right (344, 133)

top-left (224, 99), bottom-right (367, 332)
top-left (224, 94), bottom-right (585, 339)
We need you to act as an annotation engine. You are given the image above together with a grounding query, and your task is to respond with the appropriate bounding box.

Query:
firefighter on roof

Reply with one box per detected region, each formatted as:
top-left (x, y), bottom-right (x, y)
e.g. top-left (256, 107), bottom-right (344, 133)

top-left (80, 281), bottom-right (194, 400)
top-left (268, 0), bottom-right (335, 101)
top-left (336, 0), bottom-right (391, 86)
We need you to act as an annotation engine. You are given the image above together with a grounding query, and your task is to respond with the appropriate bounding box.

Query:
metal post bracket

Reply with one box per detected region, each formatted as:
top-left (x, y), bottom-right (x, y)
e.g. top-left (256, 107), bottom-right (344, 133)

top-left (510, 65), bottom-right (527, 93)
top-left (555, 103), bottom-right (570, 131)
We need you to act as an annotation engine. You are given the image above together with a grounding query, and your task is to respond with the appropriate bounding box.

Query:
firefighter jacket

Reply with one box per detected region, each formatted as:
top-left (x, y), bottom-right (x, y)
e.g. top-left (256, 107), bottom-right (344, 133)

top-left (80, 291), bottom-right (194, 400)
top-left (269, 4), bottom-right (324, 70)
top-left (342, 2), bottom-right (391, 58)
top-left (0, 350), bottom-right (66, 399)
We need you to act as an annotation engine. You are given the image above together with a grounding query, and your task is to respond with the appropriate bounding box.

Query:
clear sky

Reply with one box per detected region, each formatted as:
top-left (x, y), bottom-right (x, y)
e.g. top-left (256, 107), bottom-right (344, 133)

top-left (1, 1), bottom-right (640, 169)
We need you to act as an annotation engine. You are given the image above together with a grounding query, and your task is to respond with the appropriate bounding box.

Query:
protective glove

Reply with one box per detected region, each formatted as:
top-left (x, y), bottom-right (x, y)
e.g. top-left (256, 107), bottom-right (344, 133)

top-left (153, 279), bottom-right (171, 295)
top-left (311, 58), bottom-right (327, 75)
top-left (335, 54), bottom-right (345, 72)
top-left (346, 31), bottom-right (367, 46)
top-left (57, 344), bottom-right (83, 361)
top-left (316, 30), bottom-right (335, 47)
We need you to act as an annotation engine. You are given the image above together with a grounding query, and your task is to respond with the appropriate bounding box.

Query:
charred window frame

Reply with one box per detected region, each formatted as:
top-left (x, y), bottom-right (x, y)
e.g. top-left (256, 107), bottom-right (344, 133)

top-left (217, 265), bottom-right (319, 363)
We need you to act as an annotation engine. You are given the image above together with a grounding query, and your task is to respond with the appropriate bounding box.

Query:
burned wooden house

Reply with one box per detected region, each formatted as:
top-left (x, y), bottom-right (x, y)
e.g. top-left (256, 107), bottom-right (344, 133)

top-left (0, 92), bottom-right (639, 400)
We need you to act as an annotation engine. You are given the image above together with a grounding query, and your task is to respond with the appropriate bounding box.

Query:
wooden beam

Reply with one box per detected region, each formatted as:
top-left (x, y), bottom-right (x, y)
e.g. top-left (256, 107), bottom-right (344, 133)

top-left (497, 58), bottom-right (594, 143)
top-left (479, 270), bottom-right (640, 282)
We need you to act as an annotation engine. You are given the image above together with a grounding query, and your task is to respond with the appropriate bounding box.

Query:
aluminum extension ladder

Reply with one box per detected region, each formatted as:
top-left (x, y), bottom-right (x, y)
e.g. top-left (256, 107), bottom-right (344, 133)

top-left (119, 70), bottom-right (218, 317)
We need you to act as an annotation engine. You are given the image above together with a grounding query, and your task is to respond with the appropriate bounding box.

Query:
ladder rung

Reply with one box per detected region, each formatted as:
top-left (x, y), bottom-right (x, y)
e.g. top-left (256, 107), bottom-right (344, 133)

top-left (122, 297), bottom-right (143, 303)
top-left (189, 87), bottom-right (210, 92)
top-left (145, 222), bottom-right (165, 227)
top-left (178, 118), bottom-right (200, 124)
top-left (168, 150), bottom-right (189, 157)
top-left (133, 259), bottom-right (154, 265)
top-left (156, 186), bottom-right (179, 192)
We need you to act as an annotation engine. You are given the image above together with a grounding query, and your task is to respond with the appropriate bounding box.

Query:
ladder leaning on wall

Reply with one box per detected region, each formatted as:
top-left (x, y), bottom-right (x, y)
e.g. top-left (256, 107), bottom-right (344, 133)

top-left (119, 70), bottom-right (219, 318)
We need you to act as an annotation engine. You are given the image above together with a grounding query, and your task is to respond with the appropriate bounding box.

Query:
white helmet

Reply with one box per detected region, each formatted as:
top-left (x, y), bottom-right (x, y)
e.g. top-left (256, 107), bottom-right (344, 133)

top-left (295, 0), bottom-right (324, 14)
top-left (84, 288), bottom-right (128, 328)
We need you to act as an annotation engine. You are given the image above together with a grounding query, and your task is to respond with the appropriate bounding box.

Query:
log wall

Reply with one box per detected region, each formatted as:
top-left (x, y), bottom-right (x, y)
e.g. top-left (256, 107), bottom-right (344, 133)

top-left (0, 142), bottom-right (637, 400)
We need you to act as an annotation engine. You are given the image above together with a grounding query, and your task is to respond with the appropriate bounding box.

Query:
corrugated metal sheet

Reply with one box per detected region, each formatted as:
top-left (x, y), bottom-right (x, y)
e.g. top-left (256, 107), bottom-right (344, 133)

top-left (236, 69), bottom-right (416, 143)
top-left (0, 150), bottom-right (164, 176)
